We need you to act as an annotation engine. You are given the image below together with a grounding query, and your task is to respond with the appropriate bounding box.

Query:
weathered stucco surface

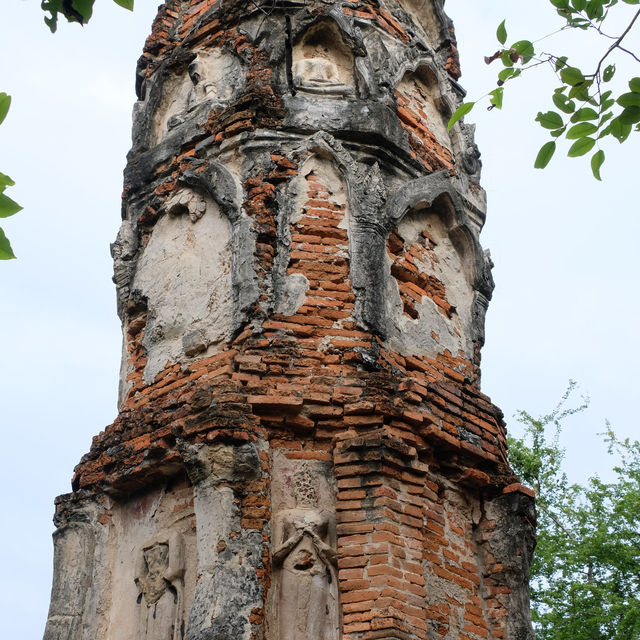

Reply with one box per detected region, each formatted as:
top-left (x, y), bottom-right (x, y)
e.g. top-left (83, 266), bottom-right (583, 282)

top-left (132, 192), bottom-right (233, 383)
top-left (44, 1), bottom-right (535, 639)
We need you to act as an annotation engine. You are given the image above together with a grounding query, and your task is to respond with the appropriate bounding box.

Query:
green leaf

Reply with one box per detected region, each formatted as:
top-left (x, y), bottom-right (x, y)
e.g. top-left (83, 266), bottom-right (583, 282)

top-left (512, 40), bottom-right (535, 63)
top-left (567, 16), bottom-right (590, 27)
top-left (568, 137), bottom-right (596, 157)
top-left (71, 0), bottom-right (94, 22)
top-left (555, 56), bottom-right (569, 71)
top-left (0, 227), bottom-right (15, 260)
top-left (619, 106), bottom-right (640, 124)
top-left (568, 137), bottom-right (598, 161)
top-left (0, 173), bottom-right (14, 192)
top-left (585, 0), bottom-right (604, 19)
top-left (560, 66), bottom-right (585, 86)
top-left (534, 141), bottom-right (557, 169)
top-left (570, 107), bottom-right (598, 122)
top-left (600, 90), bottom-right (615, 111)
top-left (630, 77), bottom-right (640, 93)
top-left (489, 88), bottom-right (504, 110)
top-left (496, 20), bottom-right (507, 45)
top-left (568, 81), bottom-right (592, 100)
top-left (501, 51), bottom-right (515, 67)
top-left (536, 110), bottom-right (564, 129)
top-left (591, 149), bottom-right (605, 180)
top-left (498, 68), bottom-right (516, 82)
top-left (571, 0), bottom-right (586, 10)
top-left (447, 102), bottom-right (475, 131)
top-left (599, 111), bottom-right (614, 125)
top-left (550, 0), bottom-right (570, 7)
top-left (550, 127), bottom-right (566, 137)
top-left (603, 64), bottom-right (616, 82)
top-left (0, 93), bottom-right (11, 127)
top-left (610, 117), bottom-right (632, 142)
top-left (41, 0), bottom-right (63, 33)
top-left (0, 194), bottom-right (22, 218)
top-left (566, 122), bottom-right (598, 139)
top-left (617, 92), bottom-right (640, 108)
top-left (553, 92), bottom-right (576, 114)
top-left (112, 0), bottom-right (134, 9)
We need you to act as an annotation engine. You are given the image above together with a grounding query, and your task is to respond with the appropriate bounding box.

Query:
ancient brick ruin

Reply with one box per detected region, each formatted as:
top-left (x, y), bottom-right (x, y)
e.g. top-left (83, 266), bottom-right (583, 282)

top-left (43, 1), bottom-right (536, 639)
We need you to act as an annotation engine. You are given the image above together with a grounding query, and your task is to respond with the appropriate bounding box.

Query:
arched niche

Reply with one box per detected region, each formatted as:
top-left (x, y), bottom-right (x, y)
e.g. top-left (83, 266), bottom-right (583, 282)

top-left (131, 187), bottom-right (233, 383)
top-left (385, 195), bottom-right (477, 365)
top-left (276, 153), bottom-right (351, 317)
top-left (395, 0), bottom-right (444, 46)
top-left (150, 48), bottom-right (242, 145)
top-left (292, 20), bottom-right (356, 96)
top-left (396, 64), bottom-right (454, 164)
top-left (104, 481), bottom-right (197, 640)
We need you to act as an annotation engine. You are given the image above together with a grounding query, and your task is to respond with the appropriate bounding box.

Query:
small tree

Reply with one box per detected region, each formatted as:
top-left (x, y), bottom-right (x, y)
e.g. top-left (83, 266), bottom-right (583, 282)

top-left (509, 382), bottom-right (640, 639)
top-left (449, 0), bottom-right (640, 178)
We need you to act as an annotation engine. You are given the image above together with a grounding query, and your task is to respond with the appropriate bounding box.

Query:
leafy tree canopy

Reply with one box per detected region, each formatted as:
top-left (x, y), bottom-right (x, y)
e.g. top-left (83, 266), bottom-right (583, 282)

top-left (41, 0), bottom-right (133, 33)
top-left (509, 382), bottom-right (640, 639)
top-left (449, 0), bottom-right (640, 179)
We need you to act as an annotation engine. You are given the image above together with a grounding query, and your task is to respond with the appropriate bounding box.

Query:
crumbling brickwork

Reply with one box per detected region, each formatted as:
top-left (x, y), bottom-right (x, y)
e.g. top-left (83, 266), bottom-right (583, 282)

top-left (44, 2), bottom-right (535, 639)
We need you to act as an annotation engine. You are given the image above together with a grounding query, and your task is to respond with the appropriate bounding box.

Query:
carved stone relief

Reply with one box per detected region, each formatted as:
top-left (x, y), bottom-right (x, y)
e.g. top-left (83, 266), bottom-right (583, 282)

top-left (292, 22), bottom-right (355, 96)
top-left (270, 455), bottom-right (340, 640)
top-left (135, 532), bottom-right (185, 640)
top-left (152, 49), bottom-right (242, 144)
top-left (132, 188), bottom-right (233, 383)
top-left (105, 482), bottom-right (196, 640)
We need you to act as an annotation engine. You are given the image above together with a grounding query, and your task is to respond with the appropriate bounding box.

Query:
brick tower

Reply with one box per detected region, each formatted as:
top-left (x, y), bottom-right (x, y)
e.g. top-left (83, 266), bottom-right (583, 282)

top-left (43, 2), bottom-right (536, 639)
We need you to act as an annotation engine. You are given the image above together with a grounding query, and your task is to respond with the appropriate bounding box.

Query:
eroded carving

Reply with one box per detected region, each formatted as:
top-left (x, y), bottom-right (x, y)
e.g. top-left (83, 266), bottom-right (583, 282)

top-left (292, 21), bottom-right (355, 96)
top-left (271, 460), bottom-right (339, 640)
top-left (165, 188), bottom-right (208, 223)
top-left (153, 49), bottom-right (242, 143)
top-left (135, 532), bottom-right (185, 640)
top-left (132, 188), bottom-right (233, 382)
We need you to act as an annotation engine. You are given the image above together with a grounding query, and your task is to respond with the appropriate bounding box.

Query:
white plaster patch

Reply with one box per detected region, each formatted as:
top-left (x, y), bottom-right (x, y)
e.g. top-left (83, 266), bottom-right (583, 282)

top-left (132, 196), bottom-right (233, 383)
top-left (386, 211), bottom-right (474, 360)
top-left (152, 72), bottom-right (193, 145)
top-left (396, 0), bottom-right (442, 45)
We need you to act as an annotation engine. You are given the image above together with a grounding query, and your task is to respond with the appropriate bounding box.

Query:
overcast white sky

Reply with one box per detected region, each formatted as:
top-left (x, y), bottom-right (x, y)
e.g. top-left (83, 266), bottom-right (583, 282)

top-left (0, 1), bottom-right (637, 637)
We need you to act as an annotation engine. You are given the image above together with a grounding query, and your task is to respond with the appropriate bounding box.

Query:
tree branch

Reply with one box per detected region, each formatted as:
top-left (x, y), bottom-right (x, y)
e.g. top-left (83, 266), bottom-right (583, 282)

top-left (594, 8), bottom-right (640, 78)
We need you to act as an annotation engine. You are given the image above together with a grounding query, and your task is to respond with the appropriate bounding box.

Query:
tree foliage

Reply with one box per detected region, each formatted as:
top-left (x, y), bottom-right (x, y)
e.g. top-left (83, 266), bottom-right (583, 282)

top-left (508, 382), bottom-right (640, 639)
top-left (41, 0), bottom-right (134, 33)
top-left (0, 93), bottom-right (22, 260)
top-left (449, 0), bottom-right (640, 179)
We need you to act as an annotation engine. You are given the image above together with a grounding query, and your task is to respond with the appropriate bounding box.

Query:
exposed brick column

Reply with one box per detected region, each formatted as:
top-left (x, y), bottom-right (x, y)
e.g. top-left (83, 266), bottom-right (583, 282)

top-left (44, 2), bottom-right (535, 639)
